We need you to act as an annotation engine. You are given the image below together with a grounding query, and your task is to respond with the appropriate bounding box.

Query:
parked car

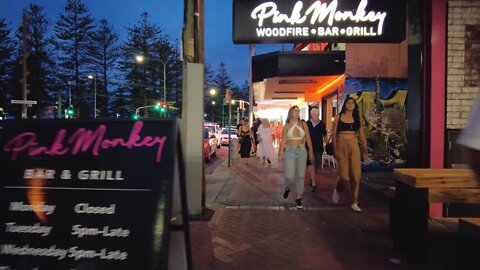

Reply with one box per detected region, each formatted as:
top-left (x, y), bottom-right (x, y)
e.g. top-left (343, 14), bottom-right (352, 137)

top-left (220, 128), bottom-right (238, 146)
top-left (203, 128), bottom-right (218, 162)
top-left (204, 122), bottom-right (221, 148)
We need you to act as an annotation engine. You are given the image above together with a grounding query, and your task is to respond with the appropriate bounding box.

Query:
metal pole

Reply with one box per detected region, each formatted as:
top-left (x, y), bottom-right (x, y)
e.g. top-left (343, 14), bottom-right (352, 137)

top-left (236, 107), bottom-right (239, 124)
top-left (57, 89), bottom-right (62, 119)
top-left (228, 103), bottom-right (231, 167)
top-left (68, 81), bottom-right (72, 107)
top-left (222, 101), bottom-right (225, 127)
top-left (94, 77), bottom-right (97, 118)
top-left (21, 13), bottom-right (29, 119)
top-left (163, 61), bottom-right (167, 103)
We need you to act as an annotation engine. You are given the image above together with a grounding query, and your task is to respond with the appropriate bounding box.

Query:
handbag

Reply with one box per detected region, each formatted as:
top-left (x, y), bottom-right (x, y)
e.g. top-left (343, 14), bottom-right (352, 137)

top-left (325, 135), bottom-right (333, 155)
top-left (325, 143), bottom-right (333, 155)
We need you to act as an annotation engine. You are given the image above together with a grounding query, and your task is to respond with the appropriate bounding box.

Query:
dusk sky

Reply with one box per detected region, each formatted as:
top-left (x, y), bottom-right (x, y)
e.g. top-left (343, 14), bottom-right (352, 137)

top-left (0, 0), bottom-right (288, 86)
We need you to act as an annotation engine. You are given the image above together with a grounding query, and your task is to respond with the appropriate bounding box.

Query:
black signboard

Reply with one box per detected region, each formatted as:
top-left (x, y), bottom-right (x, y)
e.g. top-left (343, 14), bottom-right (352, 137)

top-left (233, 0), bottom-right (406, 44)
top-left (0, 120), bottom-right (191, 270)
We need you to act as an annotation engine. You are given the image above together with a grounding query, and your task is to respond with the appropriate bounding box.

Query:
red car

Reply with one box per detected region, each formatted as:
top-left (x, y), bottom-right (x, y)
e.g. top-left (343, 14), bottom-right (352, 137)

top-left (203, 128), bottom-right (218, 162)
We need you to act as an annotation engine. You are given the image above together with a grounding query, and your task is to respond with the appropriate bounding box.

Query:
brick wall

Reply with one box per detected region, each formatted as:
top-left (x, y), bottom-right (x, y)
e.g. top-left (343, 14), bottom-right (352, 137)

top-left (447, 0), bottom-right (480, 128)
top-left (345, 41), bottom-right (408, 78)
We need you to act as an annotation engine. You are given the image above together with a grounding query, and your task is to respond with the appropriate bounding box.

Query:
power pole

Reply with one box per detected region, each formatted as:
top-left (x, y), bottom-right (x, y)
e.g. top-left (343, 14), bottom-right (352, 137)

top-left (248, 44), bottom-right (255, 125)
top-left (21, 13), bottom-right (30, 119)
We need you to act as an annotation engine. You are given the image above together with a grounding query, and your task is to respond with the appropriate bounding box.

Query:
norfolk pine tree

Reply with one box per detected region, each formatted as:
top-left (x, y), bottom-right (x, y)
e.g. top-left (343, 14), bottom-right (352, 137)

top-left (53, 0), bottom-right (95, 118)
top-left (0, 18), bottom-right (14, 112)
top-left (86, 19), bottom-right (119, 118)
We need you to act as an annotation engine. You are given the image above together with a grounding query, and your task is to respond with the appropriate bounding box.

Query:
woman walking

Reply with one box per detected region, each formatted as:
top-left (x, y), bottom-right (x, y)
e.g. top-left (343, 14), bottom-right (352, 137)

top-left (274, 121), bottom-right (283, 148)
top-left (331, 97), bottom-right (370, 212)
top-left (238, 119), bottom-right (254, 165)
top-left (278, 106), bottom-right (314, 209)
top-left (257, 118), bottom-right (275, 165)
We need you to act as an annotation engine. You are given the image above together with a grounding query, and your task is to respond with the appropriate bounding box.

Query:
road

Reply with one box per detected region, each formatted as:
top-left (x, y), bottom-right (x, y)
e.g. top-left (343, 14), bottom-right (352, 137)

top-left (205, 144), bottom-right (229, 175)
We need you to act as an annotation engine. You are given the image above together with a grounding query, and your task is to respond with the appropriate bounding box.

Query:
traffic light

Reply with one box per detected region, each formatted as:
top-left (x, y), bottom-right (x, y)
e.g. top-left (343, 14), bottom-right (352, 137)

top-left (66, 106), bottom-right (75, 118)
top-left (133, 114), bottom-right (139, 120)
top-left (225, 89), bottom-right (232, 104)
top-left (154, 101), bottom-right (168, 116)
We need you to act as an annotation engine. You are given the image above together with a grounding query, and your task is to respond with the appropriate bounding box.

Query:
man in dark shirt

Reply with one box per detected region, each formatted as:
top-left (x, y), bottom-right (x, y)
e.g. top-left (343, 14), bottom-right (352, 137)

top-left (307, 108), bottom-right (328, 173)
top-left (251, 118), bottom-right (261, 155)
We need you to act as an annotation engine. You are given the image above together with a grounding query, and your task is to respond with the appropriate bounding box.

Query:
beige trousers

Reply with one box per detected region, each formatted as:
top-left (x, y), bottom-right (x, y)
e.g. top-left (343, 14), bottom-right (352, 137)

top-left (336, 136), bottom-right (361, 184)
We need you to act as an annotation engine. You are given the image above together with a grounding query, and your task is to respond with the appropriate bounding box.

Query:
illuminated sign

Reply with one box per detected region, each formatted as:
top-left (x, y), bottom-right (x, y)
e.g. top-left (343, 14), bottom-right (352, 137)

top-left (233, 0), bottom-right (406, 44)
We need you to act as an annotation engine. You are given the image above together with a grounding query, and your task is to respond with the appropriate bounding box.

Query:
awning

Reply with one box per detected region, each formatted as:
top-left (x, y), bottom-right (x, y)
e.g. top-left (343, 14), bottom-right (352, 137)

top-left (252, 51), bottom-right (345, 106)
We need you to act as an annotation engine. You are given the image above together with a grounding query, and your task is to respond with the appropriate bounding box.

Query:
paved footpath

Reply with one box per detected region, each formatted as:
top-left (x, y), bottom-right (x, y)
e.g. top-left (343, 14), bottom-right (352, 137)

top-left (190, 157), bottom-right (458, 270)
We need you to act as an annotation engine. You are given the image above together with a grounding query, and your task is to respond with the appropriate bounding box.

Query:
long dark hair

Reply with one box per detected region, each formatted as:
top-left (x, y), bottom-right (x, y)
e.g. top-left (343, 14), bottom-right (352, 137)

top-left (285, 105), bottom-right (300, 124)
top-left (339, 97), bottom-right (360, 131)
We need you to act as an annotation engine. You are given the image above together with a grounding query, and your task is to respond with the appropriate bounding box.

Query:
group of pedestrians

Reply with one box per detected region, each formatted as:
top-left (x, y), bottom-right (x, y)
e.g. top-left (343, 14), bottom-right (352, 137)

top-left (237, 117), bottom-right (277, 166)
top-left (277, 97), bottom-right (370, 211)
top-left (235, 97), bottom-right (370, 211)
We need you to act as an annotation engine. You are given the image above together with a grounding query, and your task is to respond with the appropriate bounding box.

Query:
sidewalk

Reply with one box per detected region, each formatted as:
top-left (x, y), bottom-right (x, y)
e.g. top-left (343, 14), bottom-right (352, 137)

top-left (189, 157), bottom-right (458, 270)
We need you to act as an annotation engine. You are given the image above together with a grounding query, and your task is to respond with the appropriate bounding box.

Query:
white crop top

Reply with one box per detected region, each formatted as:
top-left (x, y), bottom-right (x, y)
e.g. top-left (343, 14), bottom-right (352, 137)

top-left (286, 122), bottom-right (305, 140)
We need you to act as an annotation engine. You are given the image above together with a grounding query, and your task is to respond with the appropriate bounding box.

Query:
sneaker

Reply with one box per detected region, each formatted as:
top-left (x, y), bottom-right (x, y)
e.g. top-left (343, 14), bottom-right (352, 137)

top-left (331, 188), bottom-right (340, 204)
top-left (295, 199), bottom-right (303, 209)
top-left (351, 203), bottom-right (362, 212)
top-left (283, 187), bottom-right (290, 199)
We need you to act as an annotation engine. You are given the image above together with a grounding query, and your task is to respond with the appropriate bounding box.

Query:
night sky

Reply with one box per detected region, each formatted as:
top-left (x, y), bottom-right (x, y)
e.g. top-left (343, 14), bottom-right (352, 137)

top-left (0, 0), bottom-right (288, 86)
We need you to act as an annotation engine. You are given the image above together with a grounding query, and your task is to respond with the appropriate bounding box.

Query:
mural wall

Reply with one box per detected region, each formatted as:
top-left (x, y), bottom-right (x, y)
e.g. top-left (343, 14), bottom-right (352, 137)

top-left (343, 78), bottom-right (408, 171)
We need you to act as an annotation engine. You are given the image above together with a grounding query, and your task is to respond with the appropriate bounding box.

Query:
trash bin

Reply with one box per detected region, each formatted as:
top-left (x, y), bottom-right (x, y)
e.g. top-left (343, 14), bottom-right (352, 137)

top-left (229, 138), bottom-right (238, 164)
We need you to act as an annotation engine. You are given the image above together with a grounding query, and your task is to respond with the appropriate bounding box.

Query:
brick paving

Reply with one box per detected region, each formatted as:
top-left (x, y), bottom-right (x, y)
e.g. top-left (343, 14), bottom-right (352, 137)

top-left (190, 156), bottom-right (458, 269)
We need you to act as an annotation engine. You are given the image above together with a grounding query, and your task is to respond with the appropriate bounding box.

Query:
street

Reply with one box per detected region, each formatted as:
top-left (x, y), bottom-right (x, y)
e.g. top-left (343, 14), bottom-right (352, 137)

top-left (205, 145), bottom-right (228, 175)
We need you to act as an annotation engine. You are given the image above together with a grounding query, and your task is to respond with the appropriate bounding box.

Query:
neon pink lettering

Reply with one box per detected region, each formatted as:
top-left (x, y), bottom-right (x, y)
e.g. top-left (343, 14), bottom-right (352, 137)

top-left (2, 121), bottom-right (168, 163)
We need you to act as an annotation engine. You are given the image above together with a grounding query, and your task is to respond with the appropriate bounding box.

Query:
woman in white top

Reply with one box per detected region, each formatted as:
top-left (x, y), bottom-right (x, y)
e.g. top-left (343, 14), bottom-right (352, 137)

top-left (257, 118), bottom-right (275, 165)
top-left (278, 106), bottom-right (314, 209)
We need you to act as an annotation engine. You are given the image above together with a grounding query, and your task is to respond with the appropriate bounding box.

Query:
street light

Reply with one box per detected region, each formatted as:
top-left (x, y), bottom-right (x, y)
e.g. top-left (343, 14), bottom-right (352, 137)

top-left (87, 75), bottom-right (97, 118)
top-left (208, 88), bottom-right (224, 126)
top-left (135, 55), bottom-right (171, 104)
top-left (67, 81), bottom-right (72, 107)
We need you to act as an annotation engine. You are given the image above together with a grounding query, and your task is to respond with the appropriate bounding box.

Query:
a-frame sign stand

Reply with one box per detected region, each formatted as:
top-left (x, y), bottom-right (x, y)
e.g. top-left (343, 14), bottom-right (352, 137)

top-left (0, 119), bottom-right (191, 270)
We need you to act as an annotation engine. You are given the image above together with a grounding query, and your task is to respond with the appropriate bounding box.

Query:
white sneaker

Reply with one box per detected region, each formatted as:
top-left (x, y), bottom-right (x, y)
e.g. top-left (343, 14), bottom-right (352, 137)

top-left (351, 203), bottom-right (362, 212)
top-left (331, 189), bottom-right (340, 204)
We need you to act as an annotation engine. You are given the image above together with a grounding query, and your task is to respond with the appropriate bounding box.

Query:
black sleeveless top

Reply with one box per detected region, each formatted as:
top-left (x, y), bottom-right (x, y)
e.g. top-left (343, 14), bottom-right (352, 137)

top-left (337, 117), bottom-right (359, 132)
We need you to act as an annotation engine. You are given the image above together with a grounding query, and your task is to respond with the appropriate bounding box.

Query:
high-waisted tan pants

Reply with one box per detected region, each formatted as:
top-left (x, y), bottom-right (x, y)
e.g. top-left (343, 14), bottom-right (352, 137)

top-left (336, 136), bottom-right (361, 184)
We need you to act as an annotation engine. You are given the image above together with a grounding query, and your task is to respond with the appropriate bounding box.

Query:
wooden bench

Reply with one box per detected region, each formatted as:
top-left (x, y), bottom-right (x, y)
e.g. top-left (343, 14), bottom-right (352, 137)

top-left (459, 218), bottom-right (480, 239)
top-left (458, 218), bottom-right (480, 268)
top-left (390, 168), bottom-right (479, 264)
top-left (428, 188), bottom-right (480, 204)
top-left (386, 187), bottom-right (480, 203)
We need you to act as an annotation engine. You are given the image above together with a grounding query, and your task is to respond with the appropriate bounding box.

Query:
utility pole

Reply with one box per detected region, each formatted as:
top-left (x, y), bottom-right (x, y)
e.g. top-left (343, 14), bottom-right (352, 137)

top-left (21, 13), bottom-right (30, 119)
top-left (249, 44), bottom-right (255, 125)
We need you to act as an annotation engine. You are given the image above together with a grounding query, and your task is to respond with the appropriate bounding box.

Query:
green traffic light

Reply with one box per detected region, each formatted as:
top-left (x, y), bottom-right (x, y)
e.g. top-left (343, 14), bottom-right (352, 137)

top-left (133, 114), bottom-right (139, 120)
top-left (67, 108), bottom-right (74, 115)
top-left (160, 107), bottom-right (166, 113)
top-left (154, 104), bottom-right (160, 110)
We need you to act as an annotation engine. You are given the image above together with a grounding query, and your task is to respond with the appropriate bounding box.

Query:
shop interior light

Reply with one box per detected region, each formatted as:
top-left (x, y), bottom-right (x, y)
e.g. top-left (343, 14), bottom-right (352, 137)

top-left (316, 74), bottom-right (345, 95)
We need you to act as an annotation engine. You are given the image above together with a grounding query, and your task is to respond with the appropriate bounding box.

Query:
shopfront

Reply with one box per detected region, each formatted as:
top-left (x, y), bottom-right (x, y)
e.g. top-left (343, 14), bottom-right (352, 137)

top-left (234, 0), bottom-right (409, 170)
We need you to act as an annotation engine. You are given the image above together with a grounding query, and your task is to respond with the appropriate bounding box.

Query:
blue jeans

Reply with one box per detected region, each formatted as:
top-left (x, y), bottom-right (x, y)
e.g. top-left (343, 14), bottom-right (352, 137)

top-left (283, 144), bottom-right (307, 195)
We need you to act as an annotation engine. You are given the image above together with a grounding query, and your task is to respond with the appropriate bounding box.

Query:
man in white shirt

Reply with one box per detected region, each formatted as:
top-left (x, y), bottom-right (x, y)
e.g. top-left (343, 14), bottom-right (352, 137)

top-left (457, 88), bottom-right (480, 178)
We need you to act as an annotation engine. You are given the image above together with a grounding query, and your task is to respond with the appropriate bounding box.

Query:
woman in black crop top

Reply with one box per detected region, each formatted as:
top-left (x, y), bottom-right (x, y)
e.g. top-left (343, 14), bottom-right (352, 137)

top-left (330, 97), bottom-right (370, 212)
